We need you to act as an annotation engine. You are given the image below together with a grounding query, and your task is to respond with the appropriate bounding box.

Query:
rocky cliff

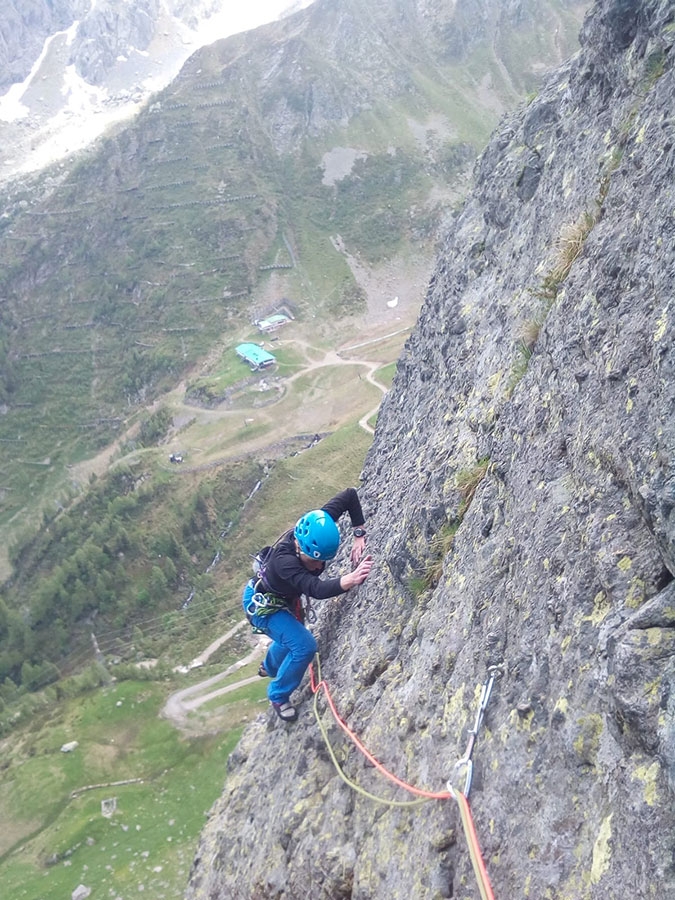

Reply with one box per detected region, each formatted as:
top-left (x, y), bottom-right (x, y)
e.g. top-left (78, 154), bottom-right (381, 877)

top-left (185, 0), bottom-right (675, 897)
top-left (0, 0), bottom-right (88, 91)
top-left (0, 0), bottom-right (236, 90)
top-left (0, 0), bottom-right (306, 182)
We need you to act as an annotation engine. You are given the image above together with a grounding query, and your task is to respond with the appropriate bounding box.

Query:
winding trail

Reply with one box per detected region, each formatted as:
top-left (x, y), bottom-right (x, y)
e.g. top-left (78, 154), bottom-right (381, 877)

top-left (70, 329), bottom-right (403, 488)
top-left (161, 629), bottom-right (270, 732)
top-left (172, 343), bottom-right (390, 430)
top-left (284, 346), bottom-right (389, 435)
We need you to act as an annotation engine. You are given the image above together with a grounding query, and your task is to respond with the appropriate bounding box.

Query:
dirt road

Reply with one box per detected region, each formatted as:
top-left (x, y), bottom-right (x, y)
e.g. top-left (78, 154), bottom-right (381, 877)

top-left (161, 629), bottom-right (269, 732)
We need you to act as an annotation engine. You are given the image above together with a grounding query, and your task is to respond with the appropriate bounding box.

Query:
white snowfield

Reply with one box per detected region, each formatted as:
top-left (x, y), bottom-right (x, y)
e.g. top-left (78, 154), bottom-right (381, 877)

top-left (0, 0), bottom-right (315, 182)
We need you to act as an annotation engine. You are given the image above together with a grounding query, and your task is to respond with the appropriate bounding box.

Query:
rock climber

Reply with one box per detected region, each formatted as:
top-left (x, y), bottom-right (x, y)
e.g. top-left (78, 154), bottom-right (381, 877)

top-left (243, 487), bottom-right (372, 722)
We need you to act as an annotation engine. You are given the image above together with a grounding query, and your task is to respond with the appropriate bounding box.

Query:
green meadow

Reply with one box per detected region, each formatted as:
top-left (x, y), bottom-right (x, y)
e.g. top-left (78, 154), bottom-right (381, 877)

top-left (0, 678), bottom-right (267, 900)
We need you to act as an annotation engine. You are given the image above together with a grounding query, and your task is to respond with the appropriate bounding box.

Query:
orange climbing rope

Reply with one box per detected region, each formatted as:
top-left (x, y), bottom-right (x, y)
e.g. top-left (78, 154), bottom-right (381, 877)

top-left (308, 657), bottom-right (496, 900)
top-left (452, 788), bottom-right (496, 900)
top-left (309, 660), bottom-right (451, 800)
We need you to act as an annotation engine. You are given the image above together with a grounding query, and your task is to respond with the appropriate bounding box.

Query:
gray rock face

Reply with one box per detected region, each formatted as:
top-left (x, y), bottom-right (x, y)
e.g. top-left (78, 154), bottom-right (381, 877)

top-left (0, 0), bottom-right (89, 91)
top-left (186, 0), bottom-right (675, 898)
top-left (0, 0), bottom-right (231, 90)
top-left (68, 0), bottom-right (162, 86)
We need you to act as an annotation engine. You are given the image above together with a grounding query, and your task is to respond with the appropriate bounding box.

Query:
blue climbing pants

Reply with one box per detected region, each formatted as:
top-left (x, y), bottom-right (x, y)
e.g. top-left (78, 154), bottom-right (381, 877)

top-left (242, 582), bottom-right (317, 705)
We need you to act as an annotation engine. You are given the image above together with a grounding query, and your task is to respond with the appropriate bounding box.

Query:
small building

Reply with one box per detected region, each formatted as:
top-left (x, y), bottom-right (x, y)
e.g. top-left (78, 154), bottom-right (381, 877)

top-left (236, 342), bottom-right (276, 370)
top-left (255, 313), bottom-right (291, 334)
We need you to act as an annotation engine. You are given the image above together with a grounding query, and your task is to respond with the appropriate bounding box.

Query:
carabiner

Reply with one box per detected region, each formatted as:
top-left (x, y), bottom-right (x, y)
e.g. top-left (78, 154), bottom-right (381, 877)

top-left (447, 664), bottom-right (502, 799)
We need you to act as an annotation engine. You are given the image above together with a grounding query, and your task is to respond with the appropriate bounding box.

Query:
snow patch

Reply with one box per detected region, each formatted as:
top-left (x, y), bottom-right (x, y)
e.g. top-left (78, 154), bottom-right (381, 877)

top-left (0, 1), bottom-right (316, 182)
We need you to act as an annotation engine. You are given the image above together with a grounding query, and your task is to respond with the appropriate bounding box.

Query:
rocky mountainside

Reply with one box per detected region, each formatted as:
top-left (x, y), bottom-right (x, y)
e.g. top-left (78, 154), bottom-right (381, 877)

top-left (185, 0), bottom-right (675, 898)
top-left (0, 0), bottom-right (310, 181)
top-left (0, 0), bottom-right (587, 542)
top-left (0, 0), bottom-right (295, 90)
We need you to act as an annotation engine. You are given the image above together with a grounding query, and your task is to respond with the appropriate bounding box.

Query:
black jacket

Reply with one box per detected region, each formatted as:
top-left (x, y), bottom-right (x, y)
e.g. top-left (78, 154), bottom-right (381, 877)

top-left (261, 488), bottom-right (365, 601)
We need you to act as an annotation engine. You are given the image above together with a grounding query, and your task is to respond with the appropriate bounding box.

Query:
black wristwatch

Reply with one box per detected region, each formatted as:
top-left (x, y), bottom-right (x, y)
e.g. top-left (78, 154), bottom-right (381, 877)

top-left (353, 527), bottom-right (367, 538)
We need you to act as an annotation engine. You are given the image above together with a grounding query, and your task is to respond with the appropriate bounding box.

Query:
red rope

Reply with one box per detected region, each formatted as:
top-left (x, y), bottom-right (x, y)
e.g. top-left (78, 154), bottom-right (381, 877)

top-left (454, 789), bottom-right (496, 900)
top-left (308, 660), bottom-right (496, 900)
top-left (309, 662), bottom-right (451, 800)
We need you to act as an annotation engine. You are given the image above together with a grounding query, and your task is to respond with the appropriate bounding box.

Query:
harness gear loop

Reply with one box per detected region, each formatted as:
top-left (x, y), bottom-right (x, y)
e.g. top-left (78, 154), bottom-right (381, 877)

top-left (448, 664), bottom-right (502, 799)
top-left (244, 584), bottom-right (288, 618)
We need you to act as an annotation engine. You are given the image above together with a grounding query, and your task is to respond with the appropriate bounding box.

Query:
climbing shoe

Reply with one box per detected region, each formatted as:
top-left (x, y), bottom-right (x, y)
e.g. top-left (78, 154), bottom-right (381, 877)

top-left (258, 663), bottom-right (269, 678)
top-left (272, 701), bottom-right (298, 722)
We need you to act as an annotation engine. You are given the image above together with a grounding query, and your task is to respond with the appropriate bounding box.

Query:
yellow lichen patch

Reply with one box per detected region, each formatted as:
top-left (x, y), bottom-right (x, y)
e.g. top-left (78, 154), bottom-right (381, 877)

top-left (573, 714), bottom-right (603, 764)
top-left (647, 627), bottom-right (665, 646)
top-left (488, 371), bottom-right (502, 393)
top-left (498, 721), bottom-right (511, 745)
top-left (554, 697), bottom-right (569, 715)
top-left (440, 684), bottom-right (466, 736)
top-left (654, 309), bottom-right (668, 341)
top-left (626, 397), bottom-right (634, 413)
top-left (631, 760), bottom-right (660, 806)
top-left (583, 591), bottom-right (610, 626)
top-left (590, 813), bottom-right (613, 884)
top-left (625, 577), bottom-right (647, 609)
top-left (508, 707), bottom-right (534, 732)
top-left (617, 556), bottom-right (632, 572)
top-left (644, 678), bottom-right (661, 705)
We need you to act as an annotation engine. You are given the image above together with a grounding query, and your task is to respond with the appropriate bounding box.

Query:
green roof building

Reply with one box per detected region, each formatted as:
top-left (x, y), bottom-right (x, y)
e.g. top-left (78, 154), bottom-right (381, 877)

top-left (236, 343), bottom-right (276, 370)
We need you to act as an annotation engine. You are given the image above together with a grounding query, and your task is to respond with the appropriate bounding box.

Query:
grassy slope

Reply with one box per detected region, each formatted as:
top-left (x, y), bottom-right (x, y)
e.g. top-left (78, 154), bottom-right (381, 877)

top-left (0, 412), bottom-right (372, 899)
top-left (0, 679), bottom-right (266, 900)
top-left (0, 0), bottom-right (587, 551)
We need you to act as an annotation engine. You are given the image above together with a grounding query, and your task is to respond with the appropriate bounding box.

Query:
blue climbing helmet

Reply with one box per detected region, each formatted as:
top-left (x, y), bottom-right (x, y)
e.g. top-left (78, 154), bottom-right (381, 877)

top-left (294, 509), bottom-right (340, 560)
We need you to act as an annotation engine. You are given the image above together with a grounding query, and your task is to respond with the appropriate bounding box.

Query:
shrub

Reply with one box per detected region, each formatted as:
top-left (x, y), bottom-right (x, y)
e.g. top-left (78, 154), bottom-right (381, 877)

top-left (423, 521), bottom-right (460, 590)
top-left (506, 340), bottom-right (534, 398)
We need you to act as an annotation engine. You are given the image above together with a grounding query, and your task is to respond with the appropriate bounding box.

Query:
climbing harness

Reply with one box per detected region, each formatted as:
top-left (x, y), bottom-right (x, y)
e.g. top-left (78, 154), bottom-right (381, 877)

top-left (246, 536), bottom-right (292, 628)
top-left (309, 655), bottom-right (499, 900)
top-left (244, 585), bottom-right (288, 619)
top-left (448, 664), bottom-right (502, 799)
top-left (247, 534), bottom-right (318, 629)
top-left (244, 583), bottom-right (313, 631)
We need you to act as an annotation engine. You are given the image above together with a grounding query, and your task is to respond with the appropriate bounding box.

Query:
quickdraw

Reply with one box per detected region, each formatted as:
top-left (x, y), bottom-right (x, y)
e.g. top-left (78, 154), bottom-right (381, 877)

top-left (244, 586), bottom-right (287, 619)
top-left (310, 654), bottom-right (499, 900)
top-left (448, 664), bottom-right (502, 799)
